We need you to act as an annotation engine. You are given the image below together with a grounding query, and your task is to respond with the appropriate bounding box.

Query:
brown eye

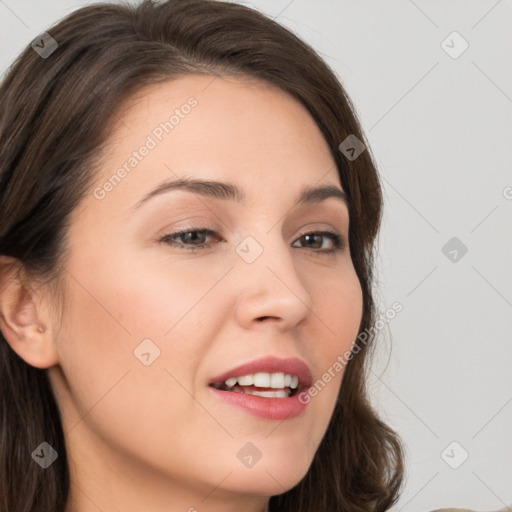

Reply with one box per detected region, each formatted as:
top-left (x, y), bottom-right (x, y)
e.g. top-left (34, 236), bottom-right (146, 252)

top-left (160, 228), bottom-right (219, 251)
top-left (292, 231), bottom-right (345, 254)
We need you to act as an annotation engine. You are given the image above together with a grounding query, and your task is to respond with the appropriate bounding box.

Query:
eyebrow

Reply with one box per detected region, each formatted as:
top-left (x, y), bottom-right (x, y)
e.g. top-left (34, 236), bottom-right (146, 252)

top-left (130, 177), bottom-right (349, 210)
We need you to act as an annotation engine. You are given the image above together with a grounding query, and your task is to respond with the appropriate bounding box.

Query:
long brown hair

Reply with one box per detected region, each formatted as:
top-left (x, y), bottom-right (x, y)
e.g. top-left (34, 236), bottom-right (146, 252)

top-left (0, 1), bottom-right (405, 510)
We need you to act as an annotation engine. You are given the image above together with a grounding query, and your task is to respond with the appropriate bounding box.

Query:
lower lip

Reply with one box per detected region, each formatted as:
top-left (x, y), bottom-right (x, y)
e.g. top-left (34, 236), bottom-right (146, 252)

top-left (209, 387), bottom-right (308, 420)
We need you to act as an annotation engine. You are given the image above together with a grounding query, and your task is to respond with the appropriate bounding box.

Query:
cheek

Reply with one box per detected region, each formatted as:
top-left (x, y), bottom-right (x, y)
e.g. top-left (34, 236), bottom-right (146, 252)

top-left (311, 263), bottom-right (363, 351)
top-left (55, 250), bottom-right (231, 415)
top-left (300, 264), bottom-right (363, 417)
top-left (55, 265), bottom-right (213, 471)
top-left (111, 252), bottom-right (233, 337)
top-left (66, 243), bottom-right (231, 340)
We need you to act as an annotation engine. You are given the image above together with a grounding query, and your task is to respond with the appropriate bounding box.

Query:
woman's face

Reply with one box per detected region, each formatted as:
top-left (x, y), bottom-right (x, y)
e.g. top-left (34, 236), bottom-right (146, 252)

top-left (47, 75), bottom-right (363, 511)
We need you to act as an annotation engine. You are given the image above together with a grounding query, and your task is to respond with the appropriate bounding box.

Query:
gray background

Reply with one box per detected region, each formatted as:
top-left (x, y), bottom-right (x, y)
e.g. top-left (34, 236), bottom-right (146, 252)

top-left (1, 0), bottom-right (511, 510)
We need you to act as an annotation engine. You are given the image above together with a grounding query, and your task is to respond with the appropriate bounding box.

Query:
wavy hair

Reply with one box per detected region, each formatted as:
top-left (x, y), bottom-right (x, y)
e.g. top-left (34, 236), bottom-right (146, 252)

top-left (0, 1), bottom-right (405, 510)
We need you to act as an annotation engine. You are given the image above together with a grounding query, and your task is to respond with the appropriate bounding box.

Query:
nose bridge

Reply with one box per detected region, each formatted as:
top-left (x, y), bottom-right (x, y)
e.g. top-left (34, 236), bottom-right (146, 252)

top-left (232, 228), bottom-right (314, 326)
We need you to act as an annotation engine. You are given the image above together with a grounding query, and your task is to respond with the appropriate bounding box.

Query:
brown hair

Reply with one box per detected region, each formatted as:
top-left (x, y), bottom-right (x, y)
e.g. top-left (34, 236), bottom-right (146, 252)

top-left (0, 1), bottom-right (405, 510)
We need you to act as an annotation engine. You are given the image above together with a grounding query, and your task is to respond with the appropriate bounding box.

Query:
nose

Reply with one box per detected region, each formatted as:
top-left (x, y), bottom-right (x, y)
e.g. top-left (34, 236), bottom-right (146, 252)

top-left (233, 234), bottom-right (314, 331)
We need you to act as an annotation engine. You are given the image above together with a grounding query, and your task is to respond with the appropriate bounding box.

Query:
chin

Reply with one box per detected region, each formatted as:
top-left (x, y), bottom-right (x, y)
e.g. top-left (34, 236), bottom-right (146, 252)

top-left (224, 456), bottom-right (311, 496)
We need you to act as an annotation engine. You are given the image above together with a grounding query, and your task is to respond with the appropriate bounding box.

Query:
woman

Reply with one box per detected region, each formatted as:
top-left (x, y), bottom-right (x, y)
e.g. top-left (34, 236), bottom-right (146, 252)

top-left (0, 1), bottom-right (405, 510)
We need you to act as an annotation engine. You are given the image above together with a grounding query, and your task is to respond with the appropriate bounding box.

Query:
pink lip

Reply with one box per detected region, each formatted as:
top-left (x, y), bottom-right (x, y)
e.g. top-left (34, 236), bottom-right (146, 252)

top-left (208, 355), bottom-right (313, 389)
top-left (207, 355), bottom-right (313, 421)
top-left (208, 386), bottom-right (309, 420)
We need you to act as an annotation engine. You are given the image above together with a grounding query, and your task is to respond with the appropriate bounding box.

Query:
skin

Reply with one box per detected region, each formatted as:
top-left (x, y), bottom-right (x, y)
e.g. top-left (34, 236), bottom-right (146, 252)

top-left (0, 74), bottom-right (363, 512)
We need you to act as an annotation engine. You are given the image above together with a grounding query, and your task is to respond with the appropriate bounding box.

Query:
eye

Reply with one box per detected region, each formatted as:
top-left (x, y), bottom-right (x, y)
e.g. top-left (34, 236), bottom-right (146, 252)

top-left (159, 228), bottom-right (218, 251)
top-left (159, 227), bottom-right (346, 254)
top-left (292, 231), bottom-right (345, 254)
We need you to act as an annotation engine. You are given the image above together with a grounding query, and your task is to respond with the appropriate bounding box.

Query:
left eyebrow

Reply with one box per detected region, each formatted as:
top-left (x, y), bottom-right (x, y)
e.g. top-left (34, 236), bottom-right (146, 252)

top-left (130, 177), bottom-right (349, 210)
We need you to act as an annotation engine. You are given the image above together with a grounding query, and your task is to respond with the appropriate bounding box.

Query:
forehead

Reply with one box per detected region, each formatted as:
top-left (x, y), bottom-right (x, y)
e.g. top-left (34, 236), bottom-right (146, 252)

top-left (108, 74), bottom-right (333, 164)
top-left (85, 74), bottom-right (341, 216)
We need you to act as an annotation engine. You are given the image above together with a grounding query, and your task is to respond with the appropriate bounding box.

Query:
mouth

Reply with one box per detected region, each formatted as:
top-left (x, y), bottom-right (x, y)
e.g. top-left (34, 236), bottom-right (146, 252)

top-left (207, 355), bottom-right (312, 399)
top-left (207, 356), bottom-right (312, 420)
top-left (209, 372), bottom-right (301, 398)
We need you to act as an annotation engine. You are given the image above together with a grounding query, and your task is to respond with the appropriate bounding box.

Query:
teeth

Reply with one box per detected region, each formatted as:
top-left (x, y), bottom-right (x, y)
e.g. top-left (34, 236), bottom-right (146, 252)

top-left (253, 372), bottom-right (270, 387)
top-left (225, 377), bottom-right (238, 387)
top-left (241, 389), bottom-right (289, 398)
top-left (270, 372), bottom-right (285, 388)
top-left (222, 372), bottom-right (300, 390)
top-left (237, 375), bottom-right (254, 386)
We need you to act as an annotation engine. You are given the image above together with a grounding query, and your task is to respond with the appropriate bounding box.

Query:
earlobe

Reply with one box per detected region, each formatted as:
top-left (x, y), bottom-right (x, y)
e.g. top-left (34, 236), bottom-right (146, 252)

top-left (0, 256), bottom-right (59, 369)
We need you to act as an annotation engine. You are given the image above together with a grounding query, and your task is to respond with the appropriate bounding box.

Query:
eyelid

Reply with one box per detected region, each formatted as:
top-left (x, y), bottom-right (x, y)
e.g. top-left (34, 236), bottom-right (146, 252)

top-left (156, 220), bottom-right (218, 238)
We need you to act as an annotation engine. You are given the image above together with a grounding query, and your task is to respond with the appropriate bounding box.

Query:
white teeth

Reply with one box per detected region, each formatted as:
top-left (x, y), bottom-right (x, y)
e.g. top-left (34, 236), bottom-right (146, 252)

top-left (237, 375), bottom-right (254, 386)
top-left (253, 372), bottom-right (270, 387)
top-left (270, 372), bottom-right (285, 388)
top-left (225, 377), bottom-right (238, 388)
top-left (223, 372), bottom-right (300, 389)
top-left (242, 389), bottom-right (289, 398)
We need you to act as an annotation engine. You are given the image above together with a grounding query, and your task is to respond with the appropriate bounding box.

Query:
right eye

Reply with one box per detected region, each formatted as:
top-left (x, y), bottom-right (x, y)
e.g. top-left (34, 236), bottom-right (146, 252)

top-left (159, 228), bottom-right (220, 252)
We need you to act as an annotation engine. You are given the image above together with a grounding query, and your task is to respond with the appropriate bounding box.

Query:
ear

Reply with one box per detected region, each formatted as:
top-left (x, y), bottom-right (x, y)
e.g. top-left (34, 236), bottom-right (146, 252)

top-left (0, 256), bottom-right (60, 369)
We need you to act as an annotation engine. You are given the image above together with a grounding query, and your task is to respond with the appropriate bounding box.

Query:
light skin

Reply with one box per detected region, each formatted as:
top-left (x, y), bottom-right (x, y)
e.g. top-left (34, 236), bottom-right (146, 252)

top-left (0, 75), bottom-right (363, 512)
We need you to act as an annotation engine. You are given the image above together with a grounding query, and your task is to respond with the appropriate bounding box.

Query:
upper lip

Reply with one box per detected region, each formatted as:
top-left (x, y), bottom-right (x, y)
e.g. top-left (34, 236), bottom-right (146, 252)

top-left (208, 355), bottom-right (312, 390)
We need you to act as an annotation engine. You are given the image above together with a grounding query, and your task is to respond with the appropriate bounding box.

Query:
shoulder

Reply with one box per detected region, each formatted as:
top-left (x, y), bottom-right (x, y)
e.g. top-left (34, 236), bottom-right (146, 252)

top-left (429, 509), bottom-right (476, 512)
top-left (429, 508), bottom-right (512, 512)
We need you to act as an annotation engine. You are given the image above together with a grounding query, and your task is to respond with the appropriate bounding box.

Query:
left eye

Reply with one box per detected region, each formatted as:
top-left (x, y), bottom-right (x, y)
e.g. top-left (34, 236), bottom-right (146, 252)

top-left (159, 228), bottom-right (345, 254)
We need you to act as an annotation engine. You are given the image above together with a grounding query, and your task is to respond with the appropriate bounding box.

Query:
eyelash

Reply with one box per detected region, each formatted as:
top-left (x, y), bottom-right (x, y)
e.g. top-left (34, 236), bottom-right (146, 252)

top-left (159, 227), bottom-right (346, 255)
